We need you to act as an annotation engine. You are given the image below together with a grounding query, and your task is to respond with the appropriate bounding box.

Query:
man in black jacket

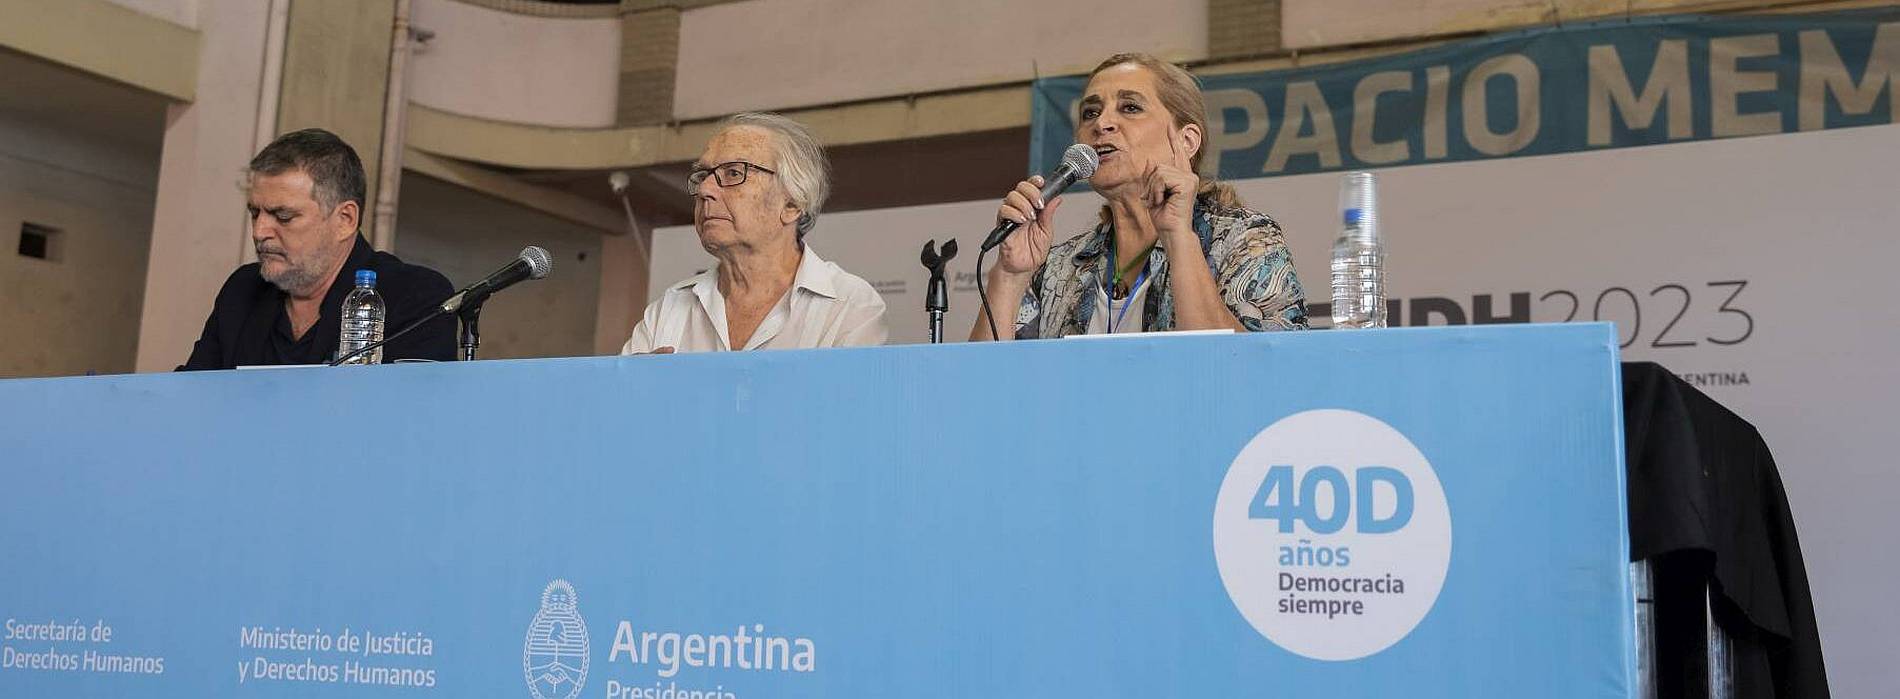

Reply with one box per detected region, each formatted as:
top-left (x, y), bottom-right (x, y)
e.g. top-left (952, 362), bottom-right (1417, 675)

top-left (179, 129), bottom-right (455, 370)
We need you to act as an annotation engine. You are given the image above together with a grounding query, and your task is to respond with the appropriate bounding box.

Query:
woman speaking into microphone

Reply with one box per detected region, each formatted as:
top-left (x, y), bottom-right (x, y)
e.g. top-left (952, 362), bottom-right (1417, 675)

top-left (971, 53), bottom-right (1309, 340)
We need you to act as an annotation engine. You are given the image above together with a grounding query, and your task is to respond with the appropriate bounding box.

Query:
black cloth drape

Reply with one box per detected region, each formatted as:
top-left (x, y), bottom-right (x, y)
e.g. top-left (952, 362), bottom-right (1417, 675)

top-left (1623, 362), bottom-right (1829, 698)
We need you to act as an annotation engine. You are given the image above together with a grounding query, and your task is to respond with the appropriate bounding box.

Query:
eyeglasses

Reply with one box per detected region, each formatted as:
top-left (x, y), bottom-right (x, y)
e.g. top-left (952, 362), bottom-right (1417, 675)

top-left (686, 161), bottom-right (776, 193)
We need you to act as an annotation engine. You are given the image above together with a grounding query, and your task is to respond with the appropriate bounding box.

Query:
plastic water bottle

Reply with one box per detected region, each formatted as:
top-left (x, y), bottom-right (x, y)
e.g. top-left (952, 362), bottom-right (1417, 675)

top-left (1330, 171), bottom-right (1387, 329)
top-left (336, 269), bottom-right (385, 365)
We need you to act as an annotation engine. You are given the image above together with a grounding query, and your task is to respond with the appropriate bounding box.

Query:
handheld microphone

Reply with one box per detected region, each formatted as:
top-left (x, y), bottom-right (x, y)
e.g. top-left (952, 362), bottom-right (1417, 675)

top-left (440, 246), bottom-right (553, 316)
top-left (979, 144), bottom-right (1100, 252)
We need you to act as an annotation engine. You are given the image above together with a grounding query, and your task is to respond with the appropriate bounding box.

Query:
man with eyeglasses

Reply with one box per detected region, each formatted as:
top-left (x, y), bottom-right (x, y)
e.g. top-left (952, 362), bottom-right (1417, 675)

top-left (620, 112), bottom-right (888, 354)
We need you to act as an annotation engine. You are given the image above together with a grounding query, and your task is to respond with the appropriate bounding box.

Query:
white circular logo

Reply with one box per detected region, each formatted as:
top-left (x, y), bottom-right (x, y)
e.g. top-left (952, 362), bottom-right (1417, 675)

top-left (524, 580), bottom-right (590, 699)
top-left (1212, 409), bottom-right (1452, 661)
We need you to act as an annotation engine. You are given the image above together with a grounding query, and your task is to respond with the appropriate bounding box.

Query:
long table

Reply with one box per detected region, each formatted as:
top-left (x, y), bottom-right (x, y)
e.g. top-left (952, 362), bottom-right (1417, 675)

top-left (0, 324), bottom-right (1631, 697)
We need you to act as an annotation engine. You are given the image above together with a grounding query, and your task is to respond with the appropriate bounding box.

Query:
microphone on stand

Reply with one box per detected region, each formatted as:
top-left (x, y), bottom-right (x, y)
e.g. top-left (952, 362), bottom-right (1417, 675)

top-left (441, 246), bottom-right (553, 316)
top-left (329, 246), bottom-right (554, 366)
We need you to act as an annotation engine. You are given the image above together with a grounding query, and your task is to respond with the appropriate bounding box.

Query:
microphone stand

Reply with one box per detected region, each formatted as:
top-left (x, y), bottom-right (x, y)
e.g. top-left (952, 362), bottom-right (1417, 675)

top-left (920, 239), bottom-right (957, 344)
top-left (927, 287), bottom-right (946, 345)
top-left (458, 304), bottom-right (482, 361)
top-left (328, 298), bottom-right (490, 366)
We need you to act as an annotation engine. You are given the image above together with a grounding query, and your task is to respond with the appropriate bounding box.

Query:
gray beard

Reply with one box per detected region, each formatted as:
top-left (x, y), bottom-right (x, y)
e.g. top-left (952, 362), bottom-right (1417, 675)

top-left (261, 246), bottom-right (341, 297)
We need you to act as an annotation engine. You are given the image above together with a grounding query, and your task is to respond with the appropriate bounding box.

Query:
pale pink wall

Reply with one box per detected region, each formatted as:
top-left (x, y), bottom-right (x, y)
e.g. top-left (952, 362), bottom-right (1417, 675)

top-left (407, 0), bottom-right (620, 129)
top-left (133, 0), bottom-right (268, 372)
top-left (673, 0), bottom-right (1207, 120)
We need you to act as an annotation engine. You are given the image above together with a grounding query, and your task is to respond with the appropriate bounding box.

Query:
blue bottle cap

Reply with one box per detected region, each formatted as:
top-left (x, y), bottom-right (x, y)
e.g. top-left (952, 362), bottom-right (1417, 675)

top-left (355, 269), bottom-right (376, 286)
top-left (1343, 208), bottom-right (1363, 226)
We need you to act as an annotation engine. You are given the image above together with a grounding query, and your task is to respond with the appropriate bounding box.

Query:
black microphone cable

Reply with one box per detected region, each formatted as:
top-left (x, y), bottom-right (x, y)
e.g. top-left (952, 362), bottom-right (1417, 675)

top-left (328, 309), bottom-right (446, 366)
top-left (977, 245), bottom-right (999, 342)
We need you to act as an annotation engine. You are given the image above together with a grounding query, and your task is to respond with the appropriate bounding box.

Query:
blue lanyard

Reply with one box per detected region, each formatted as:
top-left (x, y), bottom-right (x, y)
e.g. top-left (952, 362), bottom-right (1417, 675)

top-left (1105, 242), bottom-right (1151, 334)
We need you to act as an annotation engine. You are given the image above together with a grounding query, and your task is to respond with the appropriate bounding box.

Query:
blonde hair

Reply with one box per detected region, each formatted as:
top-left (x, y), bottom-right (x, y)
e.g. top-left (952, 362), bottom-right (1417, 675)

top-left (1084, 53), bottom-right (1243, 213)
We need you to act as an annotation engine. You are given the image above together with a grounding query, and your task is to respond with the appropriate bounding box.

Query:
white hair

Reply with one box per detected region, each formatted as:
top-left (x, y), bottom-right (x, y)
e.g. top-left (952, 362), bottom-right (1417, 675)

top-left (719, 112), bottom-right (830, 238)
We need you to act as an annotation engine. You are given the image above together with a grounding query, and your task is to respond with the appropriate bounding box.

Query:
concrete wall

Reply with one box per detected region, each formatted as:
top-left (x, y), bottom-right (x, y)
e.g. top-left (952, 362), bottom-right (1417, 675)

top-left (395, 174), bottom-right (604, 361)
top-left (133, 0), bottom-right (276, 373)
top-left (408, 0), bottom-right (621, 128)
top-left (104, 0), bottom-right (199, 28)
top-left (274, 0), bottom-right (396, 241)
top-left (0, 0), bottom-right (201, 102)
top-left (0, 115), bottom-right (159, 378)
top-left (672, 0), bottom-right (1209, 119)
top-left (1281, 0), bottom-right (1780, 50)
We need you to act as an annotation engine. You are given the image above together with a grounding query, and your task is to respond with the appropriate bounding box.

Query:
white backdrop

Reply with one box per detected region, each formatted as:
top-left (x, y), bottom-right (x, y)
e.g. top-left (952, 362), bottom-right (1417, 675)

top-left (650, 124), bottom-right (1900, 695)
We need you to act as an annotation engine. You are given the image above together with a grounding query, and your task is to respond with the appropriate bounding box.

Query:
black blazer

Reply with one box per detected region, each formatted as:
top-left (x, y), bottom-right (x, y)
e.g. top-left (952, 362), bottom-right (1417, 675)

top-left (179, 235), bottom-right (457, 370)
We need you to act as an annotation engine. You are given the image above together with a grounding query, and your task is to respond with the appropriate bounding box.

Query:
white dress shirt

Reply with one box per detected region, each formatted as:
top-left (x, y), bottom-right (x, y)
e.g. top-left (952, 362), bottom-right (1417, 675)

top-left (621, 245), bottom-right (889, 354)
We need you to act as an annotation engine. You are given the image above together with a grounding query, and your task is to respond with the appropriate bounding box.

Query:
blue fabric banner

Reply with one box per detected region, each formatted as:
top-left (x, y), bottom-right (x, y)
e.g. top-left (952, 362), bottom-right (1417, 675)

top-left (0, 325), bottom-right (1628, 697)
top-left (1032, 9), bottom-right (1900, 180)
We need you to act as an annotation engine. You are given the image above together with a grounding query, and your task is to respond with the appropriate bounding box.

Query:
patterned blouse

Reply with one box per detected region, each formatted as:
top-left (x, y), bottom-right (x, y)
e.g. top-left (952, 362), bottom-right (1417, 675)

top-left (1013, 196), bottom-right (1309, 338)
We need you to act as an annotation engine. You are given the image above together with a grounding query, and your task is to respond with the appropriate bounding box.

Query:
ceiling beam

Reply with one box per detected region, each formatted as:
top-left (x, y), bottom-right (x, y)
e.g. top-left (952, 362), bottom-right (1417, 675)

top-left (404, 148), bottom-right (626, 234)
top-left (0, 0), bottom-right (198, 101)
